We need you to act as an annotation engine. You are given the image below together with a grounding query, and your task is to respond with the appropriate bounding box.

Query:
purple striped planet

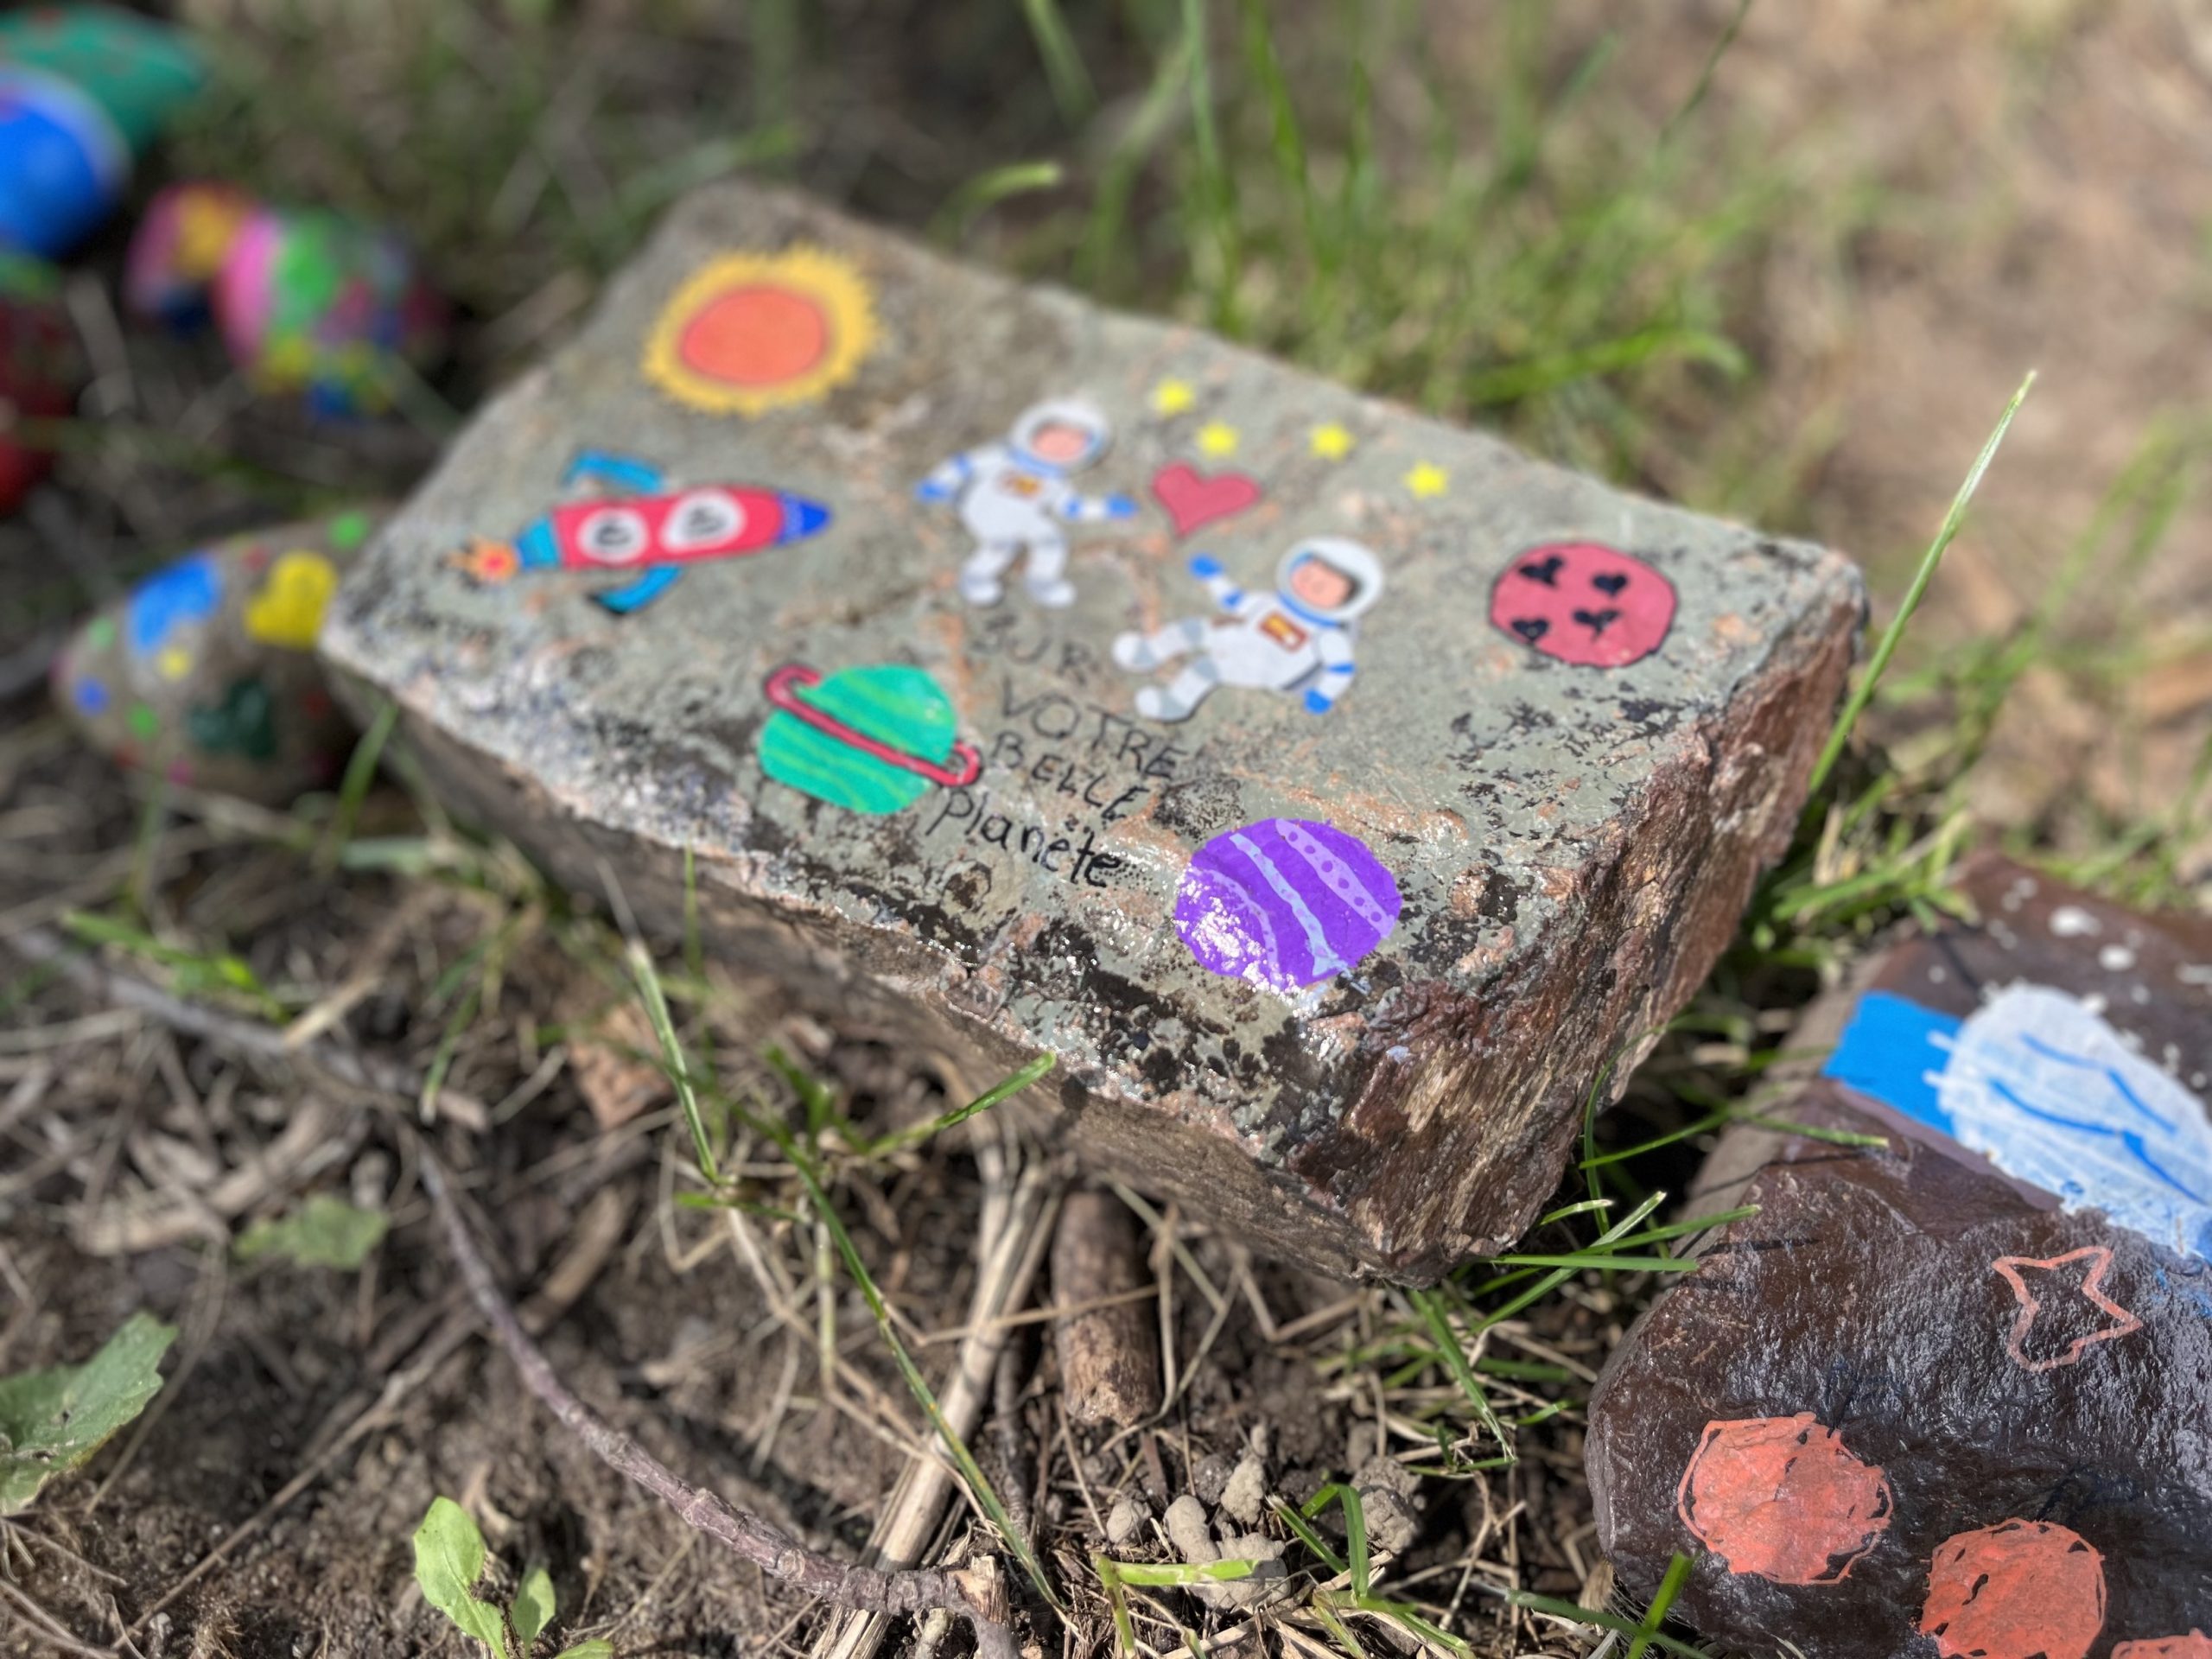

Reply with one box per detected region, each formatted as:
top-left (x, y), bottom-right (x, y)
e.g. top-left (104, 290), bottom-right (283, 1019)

top-left (1174, 818), bottom-right (1402, 991)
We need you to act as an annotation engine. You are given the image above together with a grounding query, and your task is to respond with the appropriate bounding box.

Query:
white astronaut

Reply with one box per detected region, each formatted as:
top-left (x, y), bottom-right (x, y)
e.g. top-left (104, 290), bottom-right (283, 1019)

top-left (915, 398), bottom-right (1136, 608)
top-left (1112, 537), bottom-right (1384, 722)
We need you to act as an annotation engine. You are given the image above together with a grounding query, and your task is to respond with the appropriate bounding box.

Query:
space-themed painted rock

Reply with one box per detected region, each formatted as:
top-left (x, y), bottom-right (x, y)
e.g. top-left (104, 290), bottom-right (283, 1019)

top-left (0, 253), bottom-right (80, 512)
top-left (1586, 854), bottom-right (2212, 1655)
top-left (0, 4), bottom-right (203, 258)
top-left (319, 179), bottom-right (1864, 1281)
top-left (54, 510), bottom-right (379, 800)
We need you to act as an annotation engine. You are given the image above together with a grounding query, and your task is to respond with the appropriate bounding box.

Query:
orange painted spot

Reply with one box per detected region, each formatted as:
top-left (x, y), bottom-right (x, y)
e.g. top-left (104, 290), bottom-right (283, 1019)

top-left (2115, 1636), bottom-right (2212, 1659)
top-left (1921, 1519), bottom-right (2106, 1659)
top-left (1675, 1414), bottom-right (1892, 1584)
top-left (677, 283), bottom-right (829, 388)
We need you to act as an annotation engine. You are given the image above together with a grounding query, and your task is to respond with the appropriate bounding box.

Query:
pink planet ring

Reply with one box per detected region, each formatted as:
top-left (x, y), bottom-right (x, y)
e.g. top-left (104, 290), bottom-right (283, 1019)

top-left (763, 664), bottom-right (982, 789)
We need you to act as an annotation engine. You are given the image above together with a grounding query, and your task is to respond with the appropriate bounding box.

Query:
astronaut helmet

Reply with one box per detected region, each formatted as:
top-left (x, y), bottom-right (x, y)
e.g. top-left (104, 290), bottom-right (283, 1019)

top-left (1010, 398), bottom-right (1112, 472)
top-left (1277, 537), bottom-right (1384, 624)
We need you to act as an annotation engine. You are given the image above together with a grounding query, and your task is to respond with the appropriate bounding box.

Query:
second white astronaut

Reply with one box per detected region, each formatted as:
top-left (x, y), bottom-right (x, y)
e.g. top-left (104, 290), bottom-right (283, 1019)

top-left (1113, 537), bottom-right (1384, 722)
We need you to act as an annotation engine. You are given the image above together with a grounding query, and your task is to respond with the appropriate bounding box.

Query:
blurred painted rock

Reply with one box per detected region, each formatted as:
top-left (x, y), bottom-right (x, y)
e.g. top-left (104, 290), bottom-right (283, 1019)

top-left (1587, 853), bottom-right (2212, 1655)
top-left (124, 188), bottom-right (448, 416)
top-left (0, 251), bottom-right (80, 512)
top-left (318, 180), bottom-right (1865, 1280)
top-left (0, 4), bottom-right (203, 257)
top-left (54, 509), bottom-right (379, 799)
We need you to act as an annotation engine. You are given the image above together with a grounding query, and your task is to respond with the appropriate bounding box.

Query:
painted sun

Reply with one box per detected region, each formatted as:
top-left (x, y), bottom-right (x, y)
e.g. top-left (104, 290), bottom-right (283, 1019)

top-left (643, 246), bottom-right (879, 416)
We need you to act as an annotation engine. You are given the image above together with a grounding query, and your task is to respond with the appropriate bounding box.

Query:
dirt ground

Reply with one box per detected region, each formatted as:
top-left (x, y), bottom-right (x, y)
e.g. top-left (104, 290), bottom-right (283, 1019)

top-left (9, 1), bottom-right (2212, 1656)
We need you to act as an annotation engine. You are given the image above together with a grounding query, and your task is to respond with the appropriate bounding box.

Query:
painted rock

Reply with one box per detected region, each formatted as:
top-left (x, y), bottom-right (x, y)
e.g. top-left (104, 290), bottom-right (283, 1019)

top-left (54, 510), bottom-right (379, 800)
top-left (0, 5), bottom-right (203, 258)
top-left (213, 207), bottom-right (446, 416)
top-left (0, 252), bottom-right (80, 512)
top-left (1586, 854), bottom-right (2212, 1654)
top-left (319, 179), bottom-right (1864, 1280)
top-left (124, 180), bottom-right (253, 326)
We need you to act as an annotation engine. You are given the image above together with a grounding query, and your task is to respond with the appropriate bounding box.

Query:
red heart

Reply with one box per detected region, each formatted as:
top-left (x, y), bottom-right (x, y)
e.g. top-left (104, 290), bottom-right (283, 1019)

top-left (1150, 462), bottom-right (1262, 537)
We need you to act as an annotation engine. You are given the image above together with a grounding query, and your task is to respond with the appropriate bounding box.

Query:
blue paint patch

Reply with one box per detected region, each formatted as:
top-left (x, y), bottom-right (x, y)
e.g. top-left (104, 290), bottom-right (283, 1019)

top-left (1823, 989), bottom-right (1962, 1135)
top-left (73, 676), bottom-right (109, 715)
top-left (125, 553), bottom-right (222, 657)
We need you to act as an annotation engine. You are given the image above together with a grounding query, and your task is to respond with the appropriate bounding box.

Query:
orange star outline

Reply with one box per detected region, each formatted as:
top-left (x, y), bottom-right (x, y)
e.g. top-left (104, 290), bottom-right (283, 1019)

top-left (1991, 1245), bottom-right (2144, 1375)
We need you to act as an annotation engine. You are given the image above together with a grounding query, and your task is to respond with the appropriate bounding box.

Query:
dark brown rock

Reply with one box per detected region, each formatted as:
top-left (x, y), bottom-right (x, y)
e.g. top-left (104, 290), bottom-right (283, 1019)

top-left (318, 179), bottom-right (1863, 1280)
top-left (1587, 855), bottom-right (2212, 1654)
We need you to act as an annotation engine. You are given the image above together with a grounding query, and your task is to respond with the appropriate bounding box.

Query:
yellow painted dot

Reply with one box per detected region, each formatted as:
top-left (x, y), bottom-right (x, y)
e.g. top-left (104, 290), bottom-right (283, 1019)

top-left (1150, 378), bottom-right (1196, 416)
top-left (1310, 422), bottom-right (1355, 461)
top-left (157, 647), bottom-right (192, 681)
top-left (1196, 421), bottom-right (1240, 458)
top-left (1406, 461), bottom-right (1450, 499)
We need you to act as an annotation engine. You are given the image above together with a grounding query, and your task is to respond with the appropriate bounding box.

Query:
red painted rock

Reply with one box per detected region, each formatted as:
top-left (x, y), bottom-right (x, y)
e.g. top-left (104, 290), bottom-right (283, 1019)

top-left (1587, 855), bottom-right (2212, 1655)
top-left (0, 253), bottom-right (80, 512)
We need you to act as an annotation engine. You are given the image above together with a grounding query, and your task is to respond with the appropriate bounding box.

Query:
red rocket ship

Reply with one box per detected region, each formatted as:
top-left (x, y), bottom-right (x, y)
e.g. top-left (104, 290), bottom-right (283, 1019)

top-left (455, 449), bottom-right (832, 613)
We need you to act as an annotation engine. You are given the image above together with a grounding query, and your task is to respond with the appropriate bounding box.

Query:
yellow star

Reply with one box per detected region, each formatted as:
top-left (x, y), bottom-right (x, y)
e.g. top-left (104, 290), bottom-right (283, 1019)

top-left (157, 647), bottom-right (193, 681)
top-left (1406, 461), bottom-right (1449, 499)
top-left (1197, 421), bottom-right (1239, 458)
top-left (1150, 378), bottom-right (1196, 416)
top-left (1309, 422), bottom-right (1355, 461)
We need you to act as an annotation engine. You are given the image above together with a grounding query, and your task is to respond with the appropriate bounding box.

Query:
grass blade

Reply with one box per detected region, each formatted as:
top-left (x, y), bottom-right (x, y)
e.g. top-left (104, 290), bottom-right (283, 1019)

top-left (1808, 370), bottom-right (2037, 796)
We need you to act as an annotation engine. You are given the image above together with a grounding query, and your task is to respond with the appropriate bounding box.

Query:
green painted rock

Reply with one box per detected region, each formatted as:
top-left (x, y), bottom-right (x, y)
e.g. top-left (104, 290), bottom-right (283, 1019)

top-left (54, 509), bottom-right (379, 800)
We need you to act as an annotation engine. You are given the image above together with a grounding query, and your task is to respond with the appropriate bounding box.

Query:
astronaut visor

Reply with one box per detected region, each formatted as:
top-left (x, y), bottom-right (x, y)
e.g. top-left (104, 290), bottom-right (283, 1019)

top-left (1288, 556), bottom-right (1357, 611)
top-left (574, 505), bottom-right (652, 565)
top-left (663, 489), bottom-right (747, 551)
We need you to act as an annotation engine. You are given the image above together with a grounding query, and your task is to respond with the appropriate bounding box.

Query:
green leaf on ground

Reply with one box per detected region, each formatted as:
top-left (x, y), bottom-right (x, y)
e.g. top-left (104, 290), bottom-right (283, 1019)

top-left (0, 1311), bottom-right (175, 1514)
top-left (235, 1193), bottom-right (390, 1269)
top-left (513, 1561), bottom-right (556, 1648)
top-left (551, 1643), bottom-right (613, 1659)
top-left (411, 1497), bottom-right (508, 1651)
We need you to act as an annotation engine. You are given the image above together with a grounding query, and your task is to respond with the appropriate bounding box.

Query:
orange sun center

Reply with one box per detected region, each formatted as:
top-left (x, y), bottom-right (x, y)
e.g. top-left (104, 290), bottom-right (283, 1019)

top-left (677, 284), bottom-right (830, 388)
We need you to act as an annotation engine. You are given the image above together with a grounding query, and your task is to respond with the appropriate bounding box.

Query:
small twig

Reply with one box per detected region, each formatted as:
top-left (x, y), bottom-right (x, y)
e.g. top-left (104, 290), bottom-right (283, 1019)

top-left (422, 1160), bottom-right (1019, 1659)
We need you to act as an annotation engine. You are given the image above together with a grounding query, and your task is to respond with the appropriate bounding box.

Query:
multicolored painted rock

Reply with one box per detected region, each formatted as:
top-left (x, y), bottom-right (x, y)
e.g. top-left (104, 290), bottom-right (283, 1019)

top-left (0, 252), bottom-right (80, 512)
top-left (1586, 854), bottom-right (2212, 1658)
top-left (123, 188), bottom-right (447, 416)
top-left (760, 663), bottom-right (981, 814)
top-left (1174, 818), bottom-right (1401, 992)
top-left (214, 207), bottom-right (446, 416)
top-left (0, 5), bottom-right (203, 258)
top-left (53, 510), bottom-right (379, 800)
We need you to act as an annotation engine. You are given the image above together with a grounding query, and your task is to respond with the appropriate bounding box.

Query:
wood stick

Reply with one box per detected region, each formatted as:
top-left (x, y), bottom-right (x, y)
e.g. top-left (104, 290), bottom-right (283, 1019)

top-left (1052, 1190), bottom-right (1162, 1427)
top-left (422, 1160), bottom-right (1017, 1659)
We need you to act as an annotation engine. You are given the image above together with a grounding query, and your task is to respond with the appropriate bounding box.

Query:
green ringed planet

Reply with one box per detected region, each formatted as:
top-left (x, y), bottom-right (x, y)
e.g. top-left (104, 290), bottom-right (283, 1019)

top-left (760, 661), bottom-right (981, 814)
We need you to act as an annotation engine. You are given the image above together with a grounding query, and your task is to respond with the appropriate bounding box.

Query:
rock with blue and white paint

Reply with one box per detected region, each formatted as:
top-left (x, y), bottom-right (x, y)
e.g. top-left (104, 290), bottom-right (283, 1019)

top-left (54, 510), bottom-right (380, 800)
top-left (1588, 853), bottom-right (2212, 1659)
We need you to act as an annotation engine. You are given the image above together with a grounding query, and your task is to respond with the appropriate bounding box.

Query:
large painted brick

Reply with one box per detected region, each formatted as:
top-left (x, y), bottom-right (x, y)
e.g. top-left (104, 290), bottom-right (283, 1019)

top-left (320, 181), bottom-right (1863, 1281)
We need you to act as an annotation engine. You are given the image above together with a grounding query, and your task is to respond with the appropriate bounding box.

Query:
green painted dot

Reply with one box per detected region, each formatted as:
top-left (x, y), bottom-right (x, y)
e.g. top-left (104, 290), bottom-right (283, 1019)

top-left (326, 510), bottom-right (372, 551)
top-left (127, 703), bottom-right (159, 740)
top-left (85, 616), bottom-right (115, 649)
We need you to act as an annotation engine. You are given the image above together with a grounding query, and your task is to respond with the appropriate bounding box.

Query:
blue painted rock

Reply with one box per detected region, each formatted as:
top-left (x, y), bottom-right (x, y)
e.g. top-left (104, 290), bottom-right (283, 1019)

top-left (1588, 854), bottom-right (2212, 1658)
top-left (0, 5), bottom-right (203, 257)
top-left (54, 510), bottom-right (381, 800)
